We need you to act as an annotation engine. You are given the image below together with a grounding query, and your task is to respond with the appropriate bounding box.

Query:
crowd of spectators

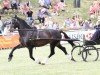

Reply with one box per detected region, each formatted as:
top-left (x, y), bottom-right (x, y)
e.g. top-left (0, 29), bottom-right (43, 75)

top-left (0, 0), bottom-right (100, 35)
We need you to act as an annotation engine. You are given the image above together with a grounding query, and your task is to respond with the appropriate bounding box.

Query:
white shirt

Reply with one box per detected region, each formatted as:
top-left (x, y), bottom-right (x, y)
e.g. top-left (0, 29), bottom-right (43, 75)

top-left (38, 0), bottom-right (45, 6)
top-left (0, 20), bottom-right (3, 29)
top-left (53, 23), bottom-right (59, 30)
top-left (45, 20), bottom-right (53, 29)
top-left (3, 26), bottom-right (10, 35)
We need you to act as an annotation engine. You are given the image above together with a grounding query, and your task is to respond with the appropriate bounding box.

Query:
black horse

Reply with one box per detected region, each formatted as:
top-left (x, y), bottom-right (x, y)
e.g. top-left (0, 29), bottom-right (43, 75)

top-left (8, 15), bottom-right (75, 64)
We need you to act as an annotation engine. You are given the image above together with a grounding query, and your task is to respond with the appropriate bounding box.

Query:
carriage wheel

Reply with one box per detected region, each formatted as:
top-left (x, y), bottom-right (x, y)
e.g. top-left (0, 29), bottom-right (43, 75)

top-left (71, 45), bottom-right (84, 62)
top-left (82, 46), bottom-right (99, 62)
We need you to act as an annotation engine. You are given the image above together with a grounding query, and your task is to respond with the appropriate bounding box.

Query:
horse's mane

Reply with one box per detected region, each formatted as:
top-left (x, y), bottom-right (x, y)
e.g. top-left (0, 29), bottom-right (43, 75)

top-left (16, 16), bottom-right (32, 29)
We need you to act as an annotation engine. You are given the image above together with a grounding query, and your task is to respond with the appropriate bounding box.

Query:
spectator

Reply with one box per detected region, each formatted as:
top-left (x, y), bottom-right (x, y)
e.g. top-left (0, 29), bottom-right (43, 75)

top-left (96, 16), bottom-right (100, 25)
top-left (70, 16), bottom-right (80, 29)
top-left (63, 18), bottom-right (71, 28)
top-left (38, 0), bottom-right (45, 7)
top-left (57, 1), bottom-right (66, 11)
top-left (52, 22), bottom-right (59, 30)
top-left (88, 19), bottom-right (94, 28)
top-left (44, 17), bottom-right (59, 30)
top-left (37, 7), bottom-right (49, 24)
top-left (88, 3), bottom-right (95, 18)
top-left (37, 9), bottom-right (45, 24)
top-left (44, 0), bottom-right (51, 9)
top-left (26, 9), bottom-right (33, 20)
top-left (93, 0), bottom-right (100, 16)
top-left (2, 19), bottom-right (12, 35)
top-left (44, 17), bottom-right (53, 29)
top-left (26, 1), bottom-right (32, 8)
top-left (82, 20), bottom-right (91, 30)
top-left (26, 9), bottom-right (34, 26)
top-left (26, 1), bottom-right (30, 7)
top-left (53, 1), bottom-right (66, 15)
top-left (62, 16), bottom-right (81, 30)
top-left (0, 15), bottom-right (3, 34)
top-left (2, 0), bottom-right (10, 14)
top-left (95, 16), bottom-right (100, 28)
top-left (53, 2), bottom-right (60, 15)
top-left (11, 0), bottom-right (18, 12)
top-left (21, 3), bottom-right (29, 15)
top-left (3, 25), bottom-right (10, 36)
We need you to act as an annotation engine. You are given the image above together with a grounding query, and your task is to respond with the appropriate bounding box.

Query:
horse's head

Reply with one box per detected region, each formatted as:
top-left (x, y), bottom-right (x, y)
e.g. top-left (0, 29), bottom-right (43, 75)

top-left (10, 15), bottom-right (20, 31)
top-left (10, 15), bottom-right (32, 31)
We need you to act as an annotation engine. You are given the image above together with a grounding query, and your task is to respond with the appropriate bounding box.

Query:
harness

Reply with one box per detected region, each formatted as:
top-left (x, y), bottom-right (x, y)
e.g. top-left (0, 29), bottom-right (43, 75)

top-left (29, 29), bottom-right (42, 40)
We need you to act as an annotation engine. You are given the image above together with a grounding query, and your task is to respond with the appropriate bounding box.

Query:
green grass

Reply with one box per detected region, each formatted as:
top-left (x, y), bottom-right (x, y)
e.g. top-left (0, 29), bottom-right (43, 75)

top-left (0, 44), bottom-right (100, 75)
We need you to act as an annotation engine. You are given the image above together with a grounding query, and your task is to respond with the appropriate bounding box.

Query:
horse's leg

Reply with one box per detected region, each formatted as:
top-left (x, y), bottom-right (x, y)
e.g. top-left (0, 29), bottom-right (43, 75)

top-left (27, 46), bottom-right (42, 64)
top-left (56, 43), bottom-right (68, 55)
top-left (27, 46), bottom-right (35, 61)
top-left (40, 41), bottom-right (57, 65)
top-left (48, 42), bottom-right (57, 58)
top-left (57, 43), bottom-right (71, 60)
top-left (41, 41), bottom-right (59, 65)
top-left (8, 44), bottom-right (22, 62)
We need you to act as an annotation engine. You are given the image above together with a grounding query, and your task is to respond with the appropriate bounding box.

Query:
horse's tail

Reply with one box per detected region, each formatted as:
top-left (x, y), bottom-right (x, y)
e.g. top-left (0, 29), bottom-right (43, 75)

top-left (60, 30), bottom-right (75, 47)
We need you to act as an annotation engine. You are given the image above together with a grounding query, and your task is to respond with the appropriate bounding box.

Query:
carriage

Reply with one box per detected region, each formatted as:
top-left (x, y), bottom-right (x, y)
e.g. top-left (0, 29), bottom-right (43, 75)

top-left (71, 29), bottom-right (100, 62)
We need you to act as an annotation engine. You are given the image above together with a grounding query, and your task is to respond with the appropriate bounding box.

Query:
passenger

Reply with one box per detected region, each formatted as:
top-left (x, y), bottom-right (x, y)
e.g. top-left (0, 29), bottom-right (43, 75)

top-left (85, 29), bottom-right (100, 45)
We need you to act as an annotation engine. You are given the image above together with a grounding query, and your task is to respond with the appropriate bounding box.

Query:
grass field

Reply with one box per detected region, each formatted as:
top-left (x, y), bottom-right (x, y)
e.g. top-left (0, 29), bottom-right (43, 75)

top-left (0, 44), bottom-right (100, 75)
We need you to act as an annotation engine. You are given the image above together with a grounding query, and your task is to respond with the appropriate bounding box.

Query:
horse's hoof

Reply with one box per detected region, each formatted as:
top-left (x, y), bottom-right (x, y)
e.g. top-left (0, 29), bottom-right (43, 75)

top-left (8, 58), bottom-right (12, 62)
top-left (84, 60), bottom-right (87, 62)
top-left (89, 53), bottom-right (91, 55)
top-left (35, 58), bottom-right (41, 64)
top-left (83, 59), bottom-right (87, 62)
top-left (8, 55), bottom-right (13, 62)
top-left (38, 61), bottom-right (41, 64)
top-left (41, 63), bottom-right (45, 65)
top-left (71, 58), bottom-right (76, 62)
top-left (66, 54), bottom-right (71, 60)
